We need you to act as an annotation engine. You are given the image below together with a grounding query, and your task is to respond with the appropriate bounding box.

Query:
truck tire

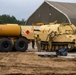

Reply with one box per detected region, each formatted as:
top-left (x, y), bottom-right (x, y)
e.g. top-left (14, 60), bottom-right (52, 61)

top-left (0, 39), bottom-right (12, 52)
top-left (15, 38), bottom-right (28, 52)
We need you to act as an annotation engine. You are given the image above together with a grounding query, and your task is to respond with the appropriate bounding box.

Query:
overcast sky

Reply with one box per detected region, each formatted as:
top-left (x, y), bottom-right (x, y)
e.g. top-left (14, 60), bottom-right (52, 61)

top-left (0, 0), bottom-right (76, 20)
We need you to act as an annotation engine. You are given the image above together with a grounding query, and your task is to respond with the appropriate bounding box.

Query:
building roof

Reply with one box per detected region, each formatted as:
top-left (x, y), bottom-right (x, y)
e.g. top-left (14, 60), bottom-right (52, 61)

top-left (46, 1), bottom-right (76, 24)
top-left (26, 1), bottom-right (76, 25)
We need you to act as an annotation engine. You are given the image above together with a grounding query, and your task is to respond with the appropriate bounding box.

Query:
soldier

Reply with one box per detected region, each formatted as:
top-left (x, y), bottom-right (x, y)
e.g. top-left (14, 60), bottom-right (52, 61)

top-left (48, 31), bottom-right (55, 51)
top-left (36, 35), bottom-right (41, 52)
top-left (32, 39), bottom-right (35, 49)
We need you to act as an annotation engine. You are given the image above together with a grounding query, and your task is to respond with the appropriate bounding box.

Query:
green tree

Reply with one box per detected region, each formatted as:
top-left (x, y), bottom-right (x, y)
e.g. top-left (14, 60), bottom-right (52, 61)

top-left (0, 14), bottom-right (25, 25)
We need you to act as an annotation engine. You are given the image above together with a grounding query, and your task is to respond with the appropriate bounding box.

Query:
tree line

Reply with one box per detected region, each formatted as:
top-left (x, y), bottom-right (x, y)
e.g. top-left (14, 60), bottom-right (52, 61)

top-left (0, 14), bottom-right (25, 25)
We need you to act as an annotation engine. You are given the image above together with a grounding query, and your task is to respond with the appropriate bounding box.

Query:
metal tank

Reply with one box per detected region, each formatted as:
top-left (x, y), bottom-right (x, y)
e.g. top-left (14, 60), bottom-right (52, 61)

top-left (36, 23), bottom-right (76, 51)
top-left (0, 24), bottom-right (21, 36)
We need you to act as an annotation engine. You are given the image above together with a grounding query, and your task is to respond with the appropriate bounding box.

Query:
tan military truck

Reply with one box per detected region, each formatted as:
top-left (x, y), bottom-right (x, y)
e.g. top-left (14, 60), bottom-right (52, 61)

top-left (0, 24), bottom-right (34, 52)
top-left (35, 23), bottom-right (76, 51)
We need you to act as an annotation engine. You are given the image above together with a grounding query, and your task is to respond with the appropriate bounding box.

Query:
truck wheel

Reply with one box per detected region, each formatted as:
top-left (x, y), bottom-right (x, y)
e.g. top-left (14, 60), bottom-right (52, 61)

top-left (15, 38), bottom-right (28, 52)
top-left (0, 39), bottom-right (12, 52)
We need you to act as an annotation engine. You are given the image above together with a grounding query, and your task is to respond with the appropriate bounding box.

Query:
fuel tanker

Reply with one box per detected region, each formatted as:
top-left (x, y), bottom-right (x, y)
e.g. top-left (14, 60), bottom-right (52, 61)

top-left (0, 24), bottom-right (34, 52)
top-left (35, 22), bottom-right (76, 51)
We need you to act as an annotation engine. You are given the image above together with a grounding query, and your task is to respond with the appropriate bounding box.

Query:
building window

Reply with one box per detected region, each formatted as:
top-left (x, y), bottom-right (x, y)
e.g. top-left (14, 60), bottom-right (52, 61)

top-left (49, 12), bottom-right (51, 16)
top-left (38, 14), bottom-right (40, 17)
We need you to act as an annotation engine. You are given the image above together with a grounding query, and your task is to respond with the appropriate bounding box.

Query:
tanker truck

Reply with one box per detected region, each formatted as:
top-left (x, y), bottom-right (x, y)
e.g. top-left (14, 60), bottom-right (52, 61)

top-left (35, 22), bottom-right (76, 51)
top-left (0, 24), bottom-right (34, 52)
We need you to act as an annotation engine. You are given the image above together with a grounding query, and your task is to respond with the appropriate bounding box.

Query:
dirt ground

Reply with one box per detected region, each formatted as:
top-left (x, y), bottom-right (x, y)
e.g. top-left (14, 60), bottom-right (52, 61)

top-left (0, 43), bottom-right (76, 75)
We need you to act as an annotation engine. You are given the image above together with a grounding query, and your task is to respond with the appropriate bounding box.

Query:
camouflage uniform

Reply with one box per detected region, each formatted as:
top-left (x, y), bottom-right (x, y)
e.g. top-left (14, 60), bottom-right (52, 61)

top-left (36, 35), bottom-right (41, 52)
top-left (48, 31), bottom-right (55, 51)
